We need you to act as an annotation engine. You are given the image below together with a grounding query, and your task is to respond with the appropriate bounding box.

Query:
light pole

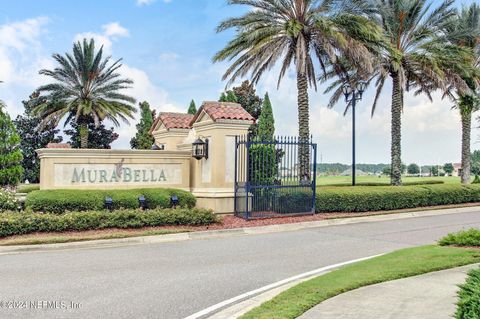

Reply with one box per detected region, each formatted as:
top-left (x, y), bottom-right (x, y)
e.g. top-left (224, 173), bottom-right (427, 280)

top-left (342, 81), bottom-right (366, 186)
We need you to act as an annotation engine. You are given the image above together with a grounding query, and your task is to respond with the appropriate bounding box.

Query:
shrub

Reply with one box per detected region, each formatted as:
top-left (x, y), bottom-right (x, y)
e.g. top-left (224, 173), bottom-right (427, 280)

top-left (0, 189), bottom-right (18, 211)
top-left (473, 175), bottom-right (480, 184)
top-left (0, 208), bottom-right (218, 238)
top-left (455, 267), bottom-right (480, 319)
top-left (25, 188), bottom-right (196, 214)
top-left (324, 180), bottom-right (444, 187)
top-left (273, 190), bottom-right (313, 214)
top-left (315, 184), bottom-right (480, 213)
top-left (16, 184), bottom-right (40, 194)
top-left (439, 229), bottom-right (480, 247)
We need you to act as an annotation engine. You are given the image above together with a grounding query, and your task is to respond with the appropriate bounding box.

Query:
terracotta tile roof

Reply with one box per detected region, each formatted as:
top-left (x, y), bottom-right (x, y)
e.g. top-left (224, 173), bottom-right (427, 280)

top-left (46, 143), bottom-right (71, 149)
top-left (190, 101), bottom-right (255, 126)
top-left (150, 112), bottom-right (194, 133)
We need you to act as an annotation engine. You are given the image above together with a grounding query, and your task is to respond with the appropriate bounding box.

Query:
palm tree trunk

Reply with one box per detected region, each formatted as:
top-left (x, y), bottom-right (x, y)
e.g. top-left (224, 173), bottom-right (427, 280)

top-left (79, 122), bottom-right (89, 149)
top-left (460, 109), bottom-right (471, 184)
top-left (390, 71), bottom-right (403, 186)
top-left (297, 73), bottom-right (310, 181)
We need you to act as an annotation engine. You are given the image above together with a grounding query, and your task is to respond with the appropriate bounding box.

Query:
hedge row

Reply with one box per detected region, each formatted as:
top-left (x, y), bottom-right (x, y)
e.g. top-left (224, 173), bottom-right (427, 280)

top-left (456, 267), bottom-right (480, 318)
top-left (324, 180), bottom-right (444, 187)
top-left (25, 188), bottom-right (196, 214)
top-left (0, 208), bottom-right (218, 238)
top-left (315, 184), bottom-right (480, 213)
top-left (439, 228), bottom-right (480, 247)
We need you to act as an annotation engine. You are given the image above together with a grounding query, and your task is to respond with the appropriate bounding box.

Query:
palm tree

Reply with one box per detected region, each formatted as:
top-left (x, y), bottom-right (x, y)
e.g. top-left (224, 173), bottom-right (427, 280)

top-left (362, 0), bottom-right (463, 186)
top-left (444, 4), bottom-right (480, 184)
top-left (213, 0), bottom-right (383, 178)
top-left (33, 38), bottom-right (136, 148)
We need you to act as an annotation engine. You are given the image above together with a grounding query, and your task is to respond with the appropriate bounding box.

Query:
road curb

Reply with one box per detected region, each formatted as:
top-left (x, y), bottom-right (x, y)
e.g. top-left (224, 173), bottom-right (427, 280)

top-left (1, 205), bottom-right (479, 254)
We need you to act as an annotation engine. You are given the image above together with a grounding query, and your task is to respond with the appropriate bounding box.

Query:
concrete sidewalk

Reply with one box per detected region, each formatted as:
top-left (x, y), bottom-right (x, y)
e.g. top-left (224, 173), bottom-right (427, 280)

top-left (299, 264), bottom-right (479, 319)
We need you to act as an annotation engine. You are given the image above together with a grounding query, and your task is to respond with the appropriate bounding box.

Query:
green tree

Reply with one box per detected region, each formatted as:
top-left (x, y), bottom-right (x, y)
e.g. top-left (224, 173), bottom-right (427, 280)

top-left (33, 38), bottom-right (136, 148)
top-left (0, 102), bottom-right (23, 187)
top-left (219, 91), bottom-right (238, 103)
top-left (232, 80), bottom-right (263, 137)
top-left (443, 163), bottom-right (454, 176)
top-left (444, 4), bottom-right (480, 184)
top-left (214, 0), bottom-right (382, 179)
top-left (257, 93), bottom-right (275, 141)
top-left (130, 101), bottom-right (155, 149)
top-left (430, 166), bottom-right (439, 177)
top-left (382, 167), bottom-right (391, 176)
top-left (362, 0), bottom-right (469, 186)
top-left (13, 92), bottom-right (62, 183)
top-left (471, 150), bottom-right (480, 176)
top-left (64, 121), bottom-right (119, 149)
top-left (188, 100), bottom-right (197, 115)
top-left (407, 163), bottom-right (420, 175)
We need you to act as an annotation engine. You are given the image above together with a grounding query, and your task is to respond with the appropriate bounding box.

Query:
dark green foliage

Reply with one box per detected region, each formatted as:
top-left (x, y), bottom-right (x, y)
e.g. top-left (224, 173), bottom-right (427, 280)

top-left (273, 190), bottom-right (313, 214)
top-left (382, 166), bottom-right (391, 176)
top-left (315, 184), bottom-right (480, 213)
top-left (455, 267), bottom-right (480, 319)
top-left (473, 175), bottom-right (480, 184)
top-left (444, 163), bottom-right (454, 175)
top-left (130, 101), bottom-right (155, 149)
top-left (0, 105), bottom-right (23, 186)
top-left (64, 120), bottom-right (119, 149)
top-left (219, 91), bottom-right (238, 102)
top-left (0, 208), bottom-right (218, 238)
top-left (257, 93), bottom-right (275, 141)
top-left (439, 229), bottom-right (480, 247)
top-left (232, 81), bottom-right (263, 137)
top-left (14, 93), bottom-right (62, 183)
top-left (249, 145), bottom-right (277, 185)
top-left (188, 100), bottom-right (197, 115)
top-left (430, 166), bottom-right (439, 176)
top-left (407, 163), bottom-right (420, 175)
top-left (26, 188), bottom-right (196, 214)
top-left (472, 151), bottom-right (480, 175)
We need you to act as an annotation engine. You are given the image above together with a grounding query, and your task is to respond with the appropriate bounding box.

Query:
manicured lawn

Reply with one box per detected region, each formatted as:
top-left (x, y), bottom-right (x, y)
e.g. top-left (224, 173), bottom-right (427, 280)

top-left (317, 175), bottom-right (461, 186)
top-left (240, 245), bottom-right (480, 319)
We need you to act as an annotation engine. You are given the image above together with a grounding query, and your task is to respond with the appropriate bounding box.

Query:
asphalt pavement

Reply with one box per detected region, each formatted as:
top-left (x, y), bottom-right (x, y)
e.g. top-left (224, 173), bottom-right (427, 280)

top-left (1, 210), bottom-right (480, 319)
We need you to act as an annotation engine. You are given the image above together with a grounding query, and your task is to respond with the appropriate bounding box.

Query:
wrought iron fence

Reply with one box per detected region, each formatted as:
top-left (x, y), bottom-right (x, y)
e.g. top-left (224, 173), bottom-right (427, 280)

top-left (234, 135), bottom-right (317, 219)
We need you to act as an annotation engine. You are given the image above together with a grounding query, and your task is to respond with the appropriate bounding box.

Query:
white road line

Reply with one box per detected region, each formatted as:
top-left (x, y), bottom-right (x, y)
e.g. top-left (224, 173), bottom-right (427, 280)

top-left (183, 254), bottom-right (384, 319)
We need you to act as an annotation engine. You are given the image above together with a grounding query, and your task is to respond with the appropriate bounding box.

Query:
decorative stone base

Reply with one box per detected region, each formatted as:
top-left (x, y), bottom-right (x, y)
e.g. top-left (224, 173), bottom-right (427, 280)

top-left (192, 188), bottom-right (236, 214)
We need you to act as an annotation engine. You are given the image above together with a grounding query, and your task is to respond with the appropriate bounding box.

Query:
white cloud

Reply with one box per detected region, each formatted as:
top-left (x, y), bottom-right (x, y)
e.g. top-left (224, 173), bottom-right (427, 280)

top-left (74, 32), bottom-right (113, 53)
top-left (102, 22), bottom-right (129, 38)
top-left (0, 17), bottom-right (51, 116)
top-left (136, 0), bottom-right (156, 6)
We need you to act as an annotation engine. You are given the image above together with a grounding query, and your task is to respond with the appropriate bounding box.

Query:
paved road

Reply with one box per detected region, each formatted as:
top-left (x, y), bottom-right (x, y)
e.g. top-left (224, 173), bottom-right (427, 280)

top-left (1, 211), bottom-right (480, 319)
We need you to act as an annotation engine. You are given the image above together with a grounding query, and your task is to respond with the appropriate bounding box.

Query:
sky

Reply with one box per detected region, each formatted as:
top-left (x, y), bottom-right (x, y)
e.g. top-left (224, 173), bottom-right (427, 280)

top-left (0, 0), bottom-right (478, 166)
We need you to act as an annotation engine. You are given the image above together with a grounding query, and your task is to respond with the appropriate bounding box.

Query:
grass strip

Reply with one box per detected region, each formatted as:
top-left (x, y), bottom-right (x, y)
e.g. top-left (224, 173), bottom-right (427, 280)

top-left (240, 245), bottom-right (480, 319)
top-left (0, 229), bottom-right (190, 246)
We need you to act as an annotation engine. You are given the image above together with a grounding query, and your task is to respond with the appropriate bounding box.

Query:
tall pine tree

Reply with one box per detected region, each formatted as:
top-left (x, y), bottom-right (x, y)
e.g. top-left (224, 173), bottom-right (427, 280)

top-left (130, 101), bottom-right (156, 149)
top-left (188, 100), bottom-right (197, 115)
top-left (257, 92), bottom-right (275, 141)
top-left (0, 102), bottom-right (23, 187)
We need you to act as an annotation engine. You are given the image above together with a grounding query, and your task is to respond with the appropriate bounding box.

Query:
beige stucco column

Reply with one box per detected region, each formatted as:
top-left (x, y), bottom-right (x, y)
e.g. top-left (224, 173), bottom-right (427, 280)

top-left (186, 116), bottom-right (252, 214)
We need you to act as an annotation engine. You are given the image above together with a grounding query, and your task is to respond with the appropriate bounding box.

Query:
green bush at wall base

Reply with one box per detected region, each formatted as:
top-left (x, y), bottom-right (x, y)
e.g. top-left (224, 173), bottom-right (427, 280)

top-left (16, 184), bottom-right (40, 194)
top-left (455, 267), bottom-right (480, 318)
top-left (25, 188), bottom-right (196, 214)
top-left (0, 208), bottom-right (218, 238)
top-left (315, 184), bottom-right (480, 213)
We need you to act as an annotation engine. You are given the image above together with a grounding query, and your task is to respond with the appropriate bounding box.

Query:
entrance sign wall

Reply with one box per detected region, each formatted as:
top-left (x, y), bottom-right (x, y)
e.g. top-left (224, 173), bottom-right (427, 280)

top-left (37, 102), bottom-right (255, 213)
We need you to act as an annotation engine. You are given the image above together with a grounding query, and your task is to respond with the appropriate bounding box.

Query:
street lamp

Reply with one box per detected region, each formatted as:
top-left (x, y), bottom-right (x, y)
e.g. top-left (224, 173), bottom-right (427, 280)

top-left (342, 81), bottom-right (366, 186)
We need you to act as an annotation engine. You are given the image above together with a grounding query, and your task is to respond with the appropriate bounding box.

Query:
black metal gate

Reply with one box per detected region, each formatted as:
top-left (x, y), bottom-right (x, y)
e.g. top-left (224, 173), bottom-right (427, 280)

top-left (234, 135), bottom-right (317, 219)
